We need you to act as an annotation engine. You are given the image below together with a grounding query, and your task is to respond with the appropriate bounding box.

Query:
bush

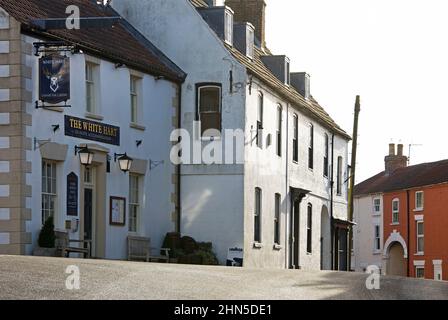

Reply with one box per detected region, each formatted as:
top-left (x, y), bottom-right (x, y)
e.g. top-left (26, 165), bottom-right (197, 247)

top-left (38, 216), bottom-right (56, 248)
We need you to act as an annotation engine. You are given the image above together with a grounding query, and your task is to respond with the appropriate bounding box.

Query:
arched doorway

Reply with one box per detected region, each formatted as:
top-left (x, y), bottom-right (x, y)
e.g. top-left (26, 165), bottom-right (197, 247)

top-left (320, 206), bottom-right (331, 270)
top-left (383, 231), bottom-right (408, 277)
top-left (386, 242), bottom-right (406, 276)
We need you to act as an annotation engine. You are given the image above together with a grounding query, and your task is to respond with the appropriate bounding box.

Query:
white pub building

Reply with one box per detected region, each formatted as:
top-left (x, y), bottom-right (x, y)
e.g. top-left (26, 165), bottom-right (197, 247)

top-left (0, 0), bottom-right (185, 259)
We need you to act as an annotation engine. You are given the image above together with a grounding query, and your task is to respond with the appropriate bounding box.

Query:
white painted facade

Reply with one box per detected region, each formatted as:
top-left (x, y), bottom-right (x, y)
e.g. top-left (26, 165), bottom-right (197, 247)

top-left (23, 34), bottom-right (179, 259)
top-left (113, 0), bottom-right (350, 269)
top-left (352, 194), bottom-right (384, 272)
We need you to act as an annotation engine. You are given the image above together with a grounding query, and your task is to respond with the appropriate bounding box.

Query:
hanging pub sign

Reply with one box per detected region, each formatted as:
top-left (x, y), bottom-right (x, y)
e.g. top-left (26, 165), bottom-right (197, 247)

top-left (39, 54), bottom-right (70, 104)
top-left (65, 115), bottom-right (120, 146)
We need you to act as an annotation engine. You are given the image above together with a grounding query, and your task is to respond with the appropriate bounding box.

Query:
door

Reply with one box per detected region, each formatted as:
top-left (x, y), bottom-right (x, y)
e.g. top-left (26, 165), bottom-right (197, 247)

top-left (84, 188), bottom-right (93, 242)
top-left (338, 229), bottom-right (348, 271)
top-left (387, 243), bottom-right (406, 277)
top-left (289, 200), bottom-right (300, 269)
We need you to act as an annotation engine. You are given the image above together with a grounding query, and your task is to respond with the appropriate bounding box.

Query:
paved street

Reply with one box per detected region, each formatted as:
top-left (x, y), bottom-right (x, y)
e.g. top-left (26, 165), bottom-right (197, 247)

top-left (0, 255), bottom-right (447, 300)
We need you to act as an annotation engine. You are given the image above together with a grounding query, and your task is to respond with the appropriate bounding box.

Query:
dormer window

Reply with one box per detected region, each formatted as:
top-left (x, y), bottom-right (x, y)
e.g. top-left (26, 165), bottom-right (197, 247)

top-left (285, 60), bottom-right (290, 86)
top-left (225, 9), bottom-right (233, 45)
top-left (247, 27), bottom-right (254, 59)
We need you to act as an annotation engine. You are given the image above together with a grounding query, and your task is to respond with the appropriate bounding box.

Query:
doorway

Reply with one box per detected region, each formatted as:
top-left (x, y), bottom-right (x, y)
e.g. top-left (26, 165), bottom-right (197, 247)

top-left (386, 242), bottom-right (406, 276)
top-left (83, 166), bottom-right (96, 257)
top-left (289, 200), bottom-right (300, 269)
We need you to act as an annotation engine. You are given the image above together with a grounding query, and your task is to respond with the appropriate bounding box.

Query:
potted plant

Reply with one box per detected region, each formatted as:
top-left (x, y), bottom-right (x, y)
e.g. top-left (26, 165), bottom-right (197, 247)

top-left (33, 216), bottom-right (57, 257)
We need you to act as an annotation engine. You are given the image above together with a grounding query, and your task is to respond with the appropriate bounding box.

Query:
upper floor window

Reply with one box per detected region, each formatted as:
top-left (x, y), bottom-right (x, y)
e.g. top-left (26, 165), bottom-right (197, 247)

top-left (197, 84), bottom-right (222, 137)
top-left (337, 156), bottom-right (343, 195)
top-left (392, 199), bottom-right (400, 224)
top-left (276, 105), bottom-right (282, 157)
top-left (224, 10), bottom-right (233, 44)
top-left (130, 76), bottom-right (141, 124)
top-left (274, 193), bottom-right (281, 245)
top-left (416, 221), bottom-right (424, 254)
top-left (323, 134), bottom-right (329, 177)
top-left (85, 62), bottom-right (99, 114)
top-left (256, 92), bottom-right (263, 148)
top-left (292, 114), bottom-right (298, 162)
top-left (308, 123), bottom-right (314, 169)
top-left (254, 187), bottom-right (262, 243)
top-left (306, 203), bottom-right (313, 254)
top-left (373, 198), bottom-right (381, 214)
top-left (415, 191), bottom-right (424, 210)
top-left (42, 160), bottom-right (57, 225)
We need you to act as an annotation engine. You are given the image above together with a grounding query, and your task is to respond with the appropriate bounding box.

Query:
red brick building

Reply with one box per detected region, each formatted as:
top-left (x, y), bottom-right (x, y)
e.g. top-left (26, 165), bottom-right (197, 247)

top-left (355, 144), bottom-right (448, 280)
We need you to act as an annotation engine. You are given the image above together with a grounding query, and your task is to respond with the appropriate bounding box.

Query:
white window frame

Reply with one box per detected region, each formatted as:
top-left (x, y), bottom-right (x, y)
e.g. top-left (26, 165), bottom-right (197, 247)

top-left (85, 62), bottom-right (99, 114)
top-left (130, 75), bottom-right (141, 124)
top-left (416, 221), bottom-right (424, 254)
top-left (256, 92), bottom-right (263, 148)
top-left (337, 156), bottom-right (343, 196)
top-left (41, 160), bottom-right (57, 225)
top-left (224, 10), bottom-right (233, 45)
top-left (308, 123), bottom-right (314, 170)
top-left (323, 134), bottom-right (329, 177)
top-left (128, 174), bottom-right (141, 234)
top-left (246, 27), bottom-right (254, 59)
top-left (306, 203), bottom-right (313, 254)
top-left (392, 198), bottom-right (400, 224)
top-left (276, 105), bottom-right (282, 157)
top-left (415, 191), bottom-right (424, 211)
top-left (373, 198), bottom-right (381, 215)
top-left (292, 114), bottom-right (298, 163)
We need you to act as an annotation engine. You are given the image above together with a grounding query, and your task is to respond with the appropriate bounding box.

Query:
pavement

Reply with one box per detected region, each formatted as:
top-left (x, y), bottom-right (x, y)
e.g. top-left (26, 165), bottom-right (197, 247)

top-left (0, 255), bottom-right (447, 300)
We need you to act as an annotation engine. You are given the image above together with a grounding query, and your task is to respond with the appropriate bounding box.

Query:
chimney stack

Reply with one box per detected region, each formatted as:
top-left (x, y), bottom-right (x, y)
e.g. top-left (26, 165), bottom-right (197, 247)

top-left (385, 143), bottom-right (407, 175)
top-left (225, 0), bottom-right (266, 48)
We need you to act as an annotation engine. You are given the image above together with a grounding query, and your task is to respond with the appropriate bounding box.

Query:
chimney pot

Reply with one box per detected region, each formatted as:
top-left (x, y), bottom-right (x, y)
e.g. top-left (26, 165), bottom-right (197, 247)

top-left (397, 144), bottom-right (404, 156)
top-left (389, 143), bottom-right (395, 156)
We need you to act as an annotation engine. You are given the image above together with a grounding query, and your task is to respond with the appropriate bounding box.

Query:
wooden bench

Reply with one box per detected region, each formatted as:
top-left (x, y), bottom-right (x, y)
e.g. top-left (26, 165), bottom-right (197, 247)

top-left (127, 236), bottom-right (170, 263)
top-left (55, 230), bottom-right (91, 259)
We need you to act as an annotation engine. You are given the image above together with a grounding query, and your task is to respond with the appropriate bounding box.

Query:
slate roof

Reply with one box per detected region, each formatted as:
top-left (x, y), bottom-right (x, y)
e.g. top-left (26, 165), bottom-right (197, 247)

top-left (354, 159), bottom-right (448, 196)
top-left (0, 0), bottom-right (186, 83)
top-left (190, 0), bottom-right (350, 139)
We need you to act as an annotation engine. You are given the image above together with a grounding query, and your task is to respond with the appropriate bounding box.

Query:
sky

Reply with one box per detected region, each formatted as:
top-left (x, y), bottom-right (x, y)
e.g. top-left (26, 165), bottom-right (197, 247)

top-left (245, 0), bottom-right (448, 183)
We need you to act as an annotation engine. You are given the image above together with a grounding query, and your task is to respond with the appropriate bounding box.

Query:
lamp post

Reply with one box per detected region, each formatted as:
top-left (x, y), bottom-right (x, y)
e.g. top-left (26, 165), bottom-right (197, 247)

top-left (75, 146), bottom-right (94, 166)
top-left (114, 153), bottom-right (133, 173)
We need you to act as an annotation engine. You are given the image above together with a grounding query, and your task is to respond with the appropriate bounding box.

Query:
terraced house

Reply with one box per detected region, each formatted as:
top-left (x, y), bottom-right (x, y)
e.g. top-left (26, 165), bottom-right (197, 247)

top-left (113, 0), bottom-right (352, 270)
top-left (354, 144), bottom-right (448, 281)
top-left (0, 0), bottom-right (185, 258)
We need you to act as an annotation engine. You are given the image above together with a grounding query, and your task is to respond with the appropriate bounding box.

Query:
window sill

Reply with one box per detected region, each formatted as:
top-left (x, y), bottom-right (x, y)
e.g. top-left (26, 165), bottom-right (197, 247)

top-left (306, 252), bottom-right (312, 256)
top-left (415, 252), bottom-right (425, 256)
top-left (414, 208), bottom-right (424, 212)
top-left (373, 250), bottom-right (382, 255)
top-left (273, 244), bottom-right (282, 251)
top-left (292, 160), bottom-right (299, 165)
top-left (85, 112), bottom-right (104, 121)
top-left (372, 213), bottom-right (381, 217)
top-left (253, 242), bottom-right (263, 249)
top-left (390, 222), bottom-right (400, 226)
top-left (130, 123), bottom-right (146, 131)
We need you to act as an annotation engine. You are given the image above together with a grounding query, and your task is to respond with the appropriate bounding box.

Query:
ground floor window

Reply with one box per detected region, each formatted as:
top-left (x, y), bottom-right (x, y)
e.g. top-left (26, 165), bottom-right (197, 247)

top-left (254, 188), bottom-right (262, 243)
top-left (129, 174), bottom-right (141, 233)
top-left (307, 203), bottom-right (312, 253)
top-left (374, 225), bottom-right (381, 251)
top-left (415, 266), bottom-right (425, 279)
top-left (41, 160), bottom-right (57, 224)
top-left (274, 193), bottom-right (281, 245)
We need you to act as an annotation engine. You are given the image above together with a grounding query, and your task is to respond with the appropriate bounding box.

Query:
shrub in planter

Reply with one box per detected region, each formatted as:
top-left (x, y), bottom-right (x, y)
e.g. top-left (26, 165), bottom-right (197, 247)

top-left (38, 216), bottom-right (56, 248)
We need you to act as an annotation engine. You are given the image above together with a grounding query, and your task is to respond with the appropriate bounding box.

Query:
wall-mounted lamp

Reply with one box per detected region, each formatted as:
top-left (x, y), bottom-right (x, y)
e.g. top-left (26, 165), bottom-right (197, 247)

top-left (114, 153), bottom-right (133, 173)
top-left (75, 146), bottom-right (94, 166)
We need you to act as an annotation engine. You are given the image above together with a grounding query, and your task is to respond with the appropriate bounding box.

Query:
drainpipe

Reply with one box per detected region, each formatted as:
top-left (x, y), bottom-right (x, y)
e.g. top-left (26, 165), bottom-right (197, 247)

top-left (177, 84), bottom-right (182, 234)
top-left (284, 103), bottom-right (290, 269)
top-left (330, 133), bottom-right (335, 270)
top-left (406, 190), bottom-right (410, 277)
